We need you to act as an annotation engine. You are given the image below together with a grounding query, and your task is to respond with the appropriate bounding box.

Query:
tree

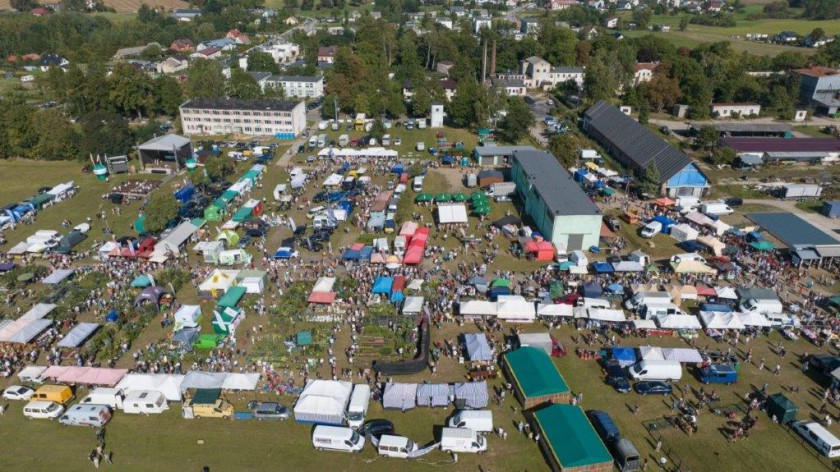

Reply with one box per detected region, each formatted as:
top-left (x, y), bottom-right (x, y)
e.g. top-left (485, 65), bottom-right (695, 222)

top-left (632, 8), bottom-right (653, 29)
top-left (498, 97), bottom-right (534, 143)
top-left (108, 63), bottom-right (155, 119)
top-left (710, 146), bottom-right (736, 165)
top-left (10, 0), bottom-right (36, 10)
top-left (142, 193), bottom-right (180, 233)
top-left (227, 68), bottom-right (262, 99)
top-left (638, 104), bottom-right (650, 125)
top-left (155, 76), bottom-right (184, 116)
top-left (246, 51), bottom-right (281, 75)
top-left (583, 49), bottom-right (625, 103)
top-left (188, 59), bottom-right (225, 99)
top-left (369, 118), bottom-right (386, 140)
top-left (679, 17), bottom-right (689, 32)
top-left (78, 112), bottom-right (133, 157)
top-left (695, 125), bottom-right (719, 151)
top-left (205, 154), bottom-right (234, 181)
top-left (140, 44), bottom-right (165, 61)
top-left (640, 163), bottom-right (661, 196)
top-left (547, 133), bottom-right (584, 168)
top-left (810, 27), bottom-right (826, 40)
top-left (33, 109), bottom-right (80, 161)
top-left (448, 79), bottom-right (481, 128)
top-left (639, 75), bottom-right (681, 112)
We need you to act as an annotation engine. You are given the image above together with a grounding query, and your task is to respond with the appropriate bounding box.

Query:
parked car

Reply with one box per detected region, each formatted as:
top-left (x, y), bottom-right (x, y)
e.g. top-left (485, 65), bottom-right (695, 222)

top-left (605, 363), bottom-right (631, 393)
top-left (3, 385), bottom-right (34, 401)
top-left (605, 217), bottom-right (621, 232)
top-left (724, 197), bottom-right (743, 207)
top-left (633, 381), bottom-right (673, 395)
top-left (361, 419), bottom-right (395, 441)
top-left (245, 228), bottom-right (266, 238)
top-left (248, 401), bottom-right (291, 421)
top-left (238, 236), bottom-right (252, 249)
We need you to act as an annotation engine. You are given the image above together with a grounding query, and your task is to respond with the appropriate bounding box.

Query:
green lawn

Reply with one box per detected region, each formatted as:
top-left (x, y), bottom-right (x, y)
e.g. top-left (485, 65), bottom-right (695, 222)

top-left (795, 200), bottom-right (823, 213)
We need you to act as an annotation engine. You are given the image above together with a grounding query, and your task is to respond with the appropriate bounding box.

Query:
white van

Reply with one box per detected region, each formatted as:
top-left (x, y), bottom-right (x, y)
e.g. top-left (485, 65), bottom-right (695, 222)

top-left (570, 250), bottom-right (588, 268)
top-left (346, 384), bottom-right (371, 429)
top-left (369, 137), bottom-right (378, 146)
top-left (417, 119), bottom-right (427, 129)
top-left (317, 134), bottom-right (327, 148)
top-left (700, 201), bottom-right (734, 216)
top-left (377, 435), bottom-right (419, 458)
top-left (640, 221), bottom-right (662, 238)
top-left (80, 388), bottom-right (124, 409)
top-left (312, 425), bottom-right (366, 453)
top-left (416, 142), bottom-right (425, 152)
top-left (309, 136), bottom-right (318, 148)
top-left (738, 298), bottom-right (784, 315)
top-left (338, 134), bottom-right (350, 147)
top-left (447, 410), bottom-right (493, 433)
top-left (23, 401), bottom-right (64, 420)
top-left (382, 134), bottom-right (391, 146)
top-left (122, 390), bottom-right (169, 415)
top-left (641, 303), bottom-right (684, 319)
top-left (581, 297), bottom-right (611, 310)
top-left (440, 427), bottom-right (487, 453)
top-left (307, 206), bottom-right (326, 219)
top-left (676, 197), bottom-right (700, 214)
top-left (59, 404), bottom-right (112, 427)
top-left (412, 176), bottom-right (424, 192)
top-left (629, 360), bottom-right (682, 381)
top-left (794, 421), bottom-right (840, 458)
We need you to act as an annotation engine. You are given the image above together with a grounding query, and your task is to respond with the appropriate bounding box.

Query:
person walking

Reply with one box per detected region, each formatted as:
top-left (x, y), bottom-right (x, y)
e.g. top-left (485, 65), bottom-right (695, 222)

top-left (105, 451), bottom-right (113, 465)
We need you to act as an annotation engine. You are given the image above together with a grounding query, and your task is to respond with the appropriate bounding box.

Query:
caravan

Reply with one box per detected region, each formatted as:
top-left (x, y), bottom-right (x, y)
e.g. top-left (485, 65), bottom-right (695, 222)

top-left (122, 390), bottom-right (169, 415)
top-left (59, 404), bottom-right (112, 427)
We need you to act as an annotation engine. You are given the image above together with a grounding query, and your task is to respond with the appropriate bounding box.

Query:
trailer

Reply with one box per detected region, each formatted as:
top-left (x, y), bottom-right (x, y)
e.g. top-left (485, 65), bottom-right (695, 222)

top-left (781, 184), bottom-right (822, 200)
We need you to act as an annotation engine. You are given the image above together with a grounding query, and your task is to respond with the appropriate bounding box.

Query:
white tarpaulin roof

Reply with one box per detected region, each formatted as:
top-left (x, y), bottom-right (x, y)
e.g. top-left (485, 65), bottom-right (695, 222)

top-left (715, 286), bottom-right (738, 299)
top-left (672, 259), bottom-right (716, 274)
top-left (18, 365), bottom-right (47, 383)
top-left (709, 219), bottom-right (731, 236)
top-left (495, 295), bottom-right (536, 322)
top-left (402, 296), bottom-right (424, 314)
top-left (174, 305), bottom-right (202, 329)
top-left (699, 312), bottom-right (745, 330)
top-left (198, 269), bottom-right (240, 292)
top-left (318, 147), bottom-right (398, 159)
top-left (517, 332), bottom-right (553, 355)
top-left (47, 181), bottom-right (75, 196)
top-left (180, 371), bottom-right (228, 393)
top-left (323, 173), bottom-right (343, 187)
top-left (464, 333), bottom-right (494, 362)
top-left (612, 261), bottom-right (644, 272)
top-left (639, 346), bottom-right (703, 363)
top-left (655, 314), bottom-right (702, 330)
top-left (537, 303), bottom-right (574, 317)
top-left (221, 373), bottom-right (260, 390)
top-left (152, 220), bottom-right (199, 258)
top-left (632, 319), bottom-right (657, 330)
top-left (437, 204), bottom-right (468, 224)
top-left (312, 277), bottom-right (336, 293)
top-left (697, 235), bottom-right (726, 256)
top-left (670, 224), bottom-right (699, 242)
top-left (7, 241), bottom-right (30, 255)
top-left (116, 373), bottom-right (185, 401)
top-left (43, 269), bottom-right (74, 284)
top-left (586, 308), bottom-right (626, 322)
top-left (685, 212), bottom-right (714, 226)
top-left (294, 395), bottom-right (346, 424)
top-left (383, 383), bottom-right (419, 410)
top-left (21, 303), bottom-right (57, 321)
top-left (737, 312), bottom-right (772, 327)
top-left (57, 322), bottom-right (100, 348)
top-left (0, 318), bottom-right (52, 343)
top-left (460, 300), bottom-right (497, 317)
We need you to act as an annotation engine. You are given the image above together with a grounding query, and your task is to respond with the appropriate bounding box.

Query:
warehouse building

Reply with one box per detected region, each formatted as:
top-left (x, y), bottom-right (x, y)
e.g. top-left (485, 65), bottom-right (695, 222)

top-left (721, 137), bottom-right (840, 164)
top-left (510, 149), bottom-right (602, 251)
top-left (583, 101), bottom-right (710, 198)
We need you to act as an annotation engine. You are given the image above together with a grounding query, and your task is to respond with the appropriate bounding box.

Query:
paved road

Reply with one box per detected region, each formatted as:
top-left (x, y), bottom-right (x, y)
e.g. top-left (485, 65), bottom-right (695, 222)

top-left (525, 94), bottom-right (553, 147)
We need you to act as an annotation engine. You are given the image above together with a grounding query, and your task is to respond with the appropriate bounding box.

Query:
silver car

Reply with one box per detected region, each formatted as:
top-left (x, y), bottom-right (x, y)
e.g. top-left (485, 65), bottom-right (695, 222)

top-left (249, 401), bottom-right (291, 421)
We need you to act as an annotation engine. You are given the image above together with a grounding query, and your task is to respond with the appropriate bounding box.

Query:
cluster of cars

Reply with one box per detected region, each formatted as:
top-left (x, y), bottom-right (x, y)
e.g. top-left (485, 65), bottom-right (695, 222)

top-left (13, 224), bottom-right (89, 255)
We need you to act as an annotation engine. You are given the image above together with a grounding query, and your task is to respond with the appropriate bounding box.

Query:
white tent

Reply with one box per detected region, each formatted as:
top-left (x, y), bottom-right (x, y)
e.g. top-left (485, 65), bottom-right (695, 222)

top-left (21, 303), bottom-right (57, 321)
top-left (402, 296), bottom-right (424, 315)
top-left (537, 303), bottom-right (574, 317)
top-left (151, 220), bottom-right (200, 258)
top-left (495, 295), bottom-right (536, 323)
top-left (437, 204), bottom-right (468, 224)
top-left (116, 373), bottom-right (185, 402)
top-left (383, 383), bottom-right (418, 410)
top-left (709, 219), bottom-right (731, 236)
top-left (17, 365), bottom-right (48, 383)
top-left (464, 333), bottom-right (494, 362)
top-left (662, 348), bottom-right (704, 363)
top-left (685, 212), bottom-right (714, 226)
top-left (221, 373), bottom-right (260, 391)
top-left (236, 270), bottom-right (266, 294)
top-left (312, 277), bottom-right (336, 293)
top-left (57, 323), bottom-right (100, 348)
top-left (180, 371), bottom-right (228, 393)
top-left (714, 286), bottom-right (738, 299)
top-left (586, 308), bottom-right (626, 322)
top-left (42, 269), bottom-right (74, 284)
top-left (639, 345), bottom-right (665, 360)
top-left (697, 235), bottom-right (726, 256)
top-left (322, 173), bottom-right (343, 187)
top-left (737, 312), bottom-right (772, 327)
top-left (632, 319), bottom-right (657, 330)
top-left (612, 261), bottom-right (644, 272)
top-left (174, 305), bottom-right (202, 329)
top-left (699, 311), bottom-right (745, 330)
top-left (517, 332), bottom-right (554, 355)
top-left (655, 314), bottom-right (702, 330)
top-left (7, 241), bottom-right (30, 255)
top-left (670, 224), bottom-right (699, 242)
top-left (459, 300), bottom-right (497, 318)
top-left (671, 259), bottom-right (716, 274)
top-left (318, 147), bottom-right (398, 159)
top-left (295, 380), bottom-right (353, 424)
top-left (98, 241), bottom-right (118, 260)
top-left (198, 269), bottom-right (240, 292)
top-left (3, 319), bottom-right (53, 343)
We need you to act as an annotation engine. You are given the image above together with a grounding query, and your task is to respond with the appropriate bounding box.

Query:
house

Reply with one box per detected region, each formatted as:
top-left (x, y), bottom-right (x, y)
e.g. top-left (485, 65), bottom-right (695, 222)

top-left (198, 38), bottom-right (236, 52)
top-left (473, 18), bottom-right (492, 33)
top-left (472, 145), bottom-right (535, 166)
top-left (701, 0), bottom-right (722, 11)
top-left (170, 39), bottom-right (195, 53)
top-left (520, 18), bottom-right (541, 35)
top-left (370, 11), bottom-right (382, 19)
top-left (264, 75), bottom-right (325, 99)
top-left (492, 77), bottom-right (527, 97)
top-left (585, 27), bottom-right (599, 39)
top-left (114, 42), bottom-right (162, 60)
top-left (190, 47), bottom-right (222, 60)
top-left (442, 79), bottom-right (458, 101)
top-left (157, 57), bottom-right (188, 74)
top-left (710, 103), bottom-right (761, 118)
top-left (436, 61), bottom-right (454, 76)
top-left (511, 149), bottom-right (602, 251)
top-left (437, 19), bottom-right (454, 29)
top-left (450, 6), bottom-right (467, 16)
top-left (632, 62), bottom-right (658, 86)
top-left (773, 31), bottom-right (799, 43)
top-left (248, 72), bottom-right (272, 91)
top-left (179, 98), bottom-right (307, 137)
top-left (519, 56), bottom-right (584, 89)
top-left (317, 46), bottom-right (338, 64)
top-left (258, 42), bottom-right (300, 64)
top-left (226, 29), bottom-right (251, 45)
top-left (604, 17), bottom-right (618, 28)
top-left (584, 100), bottom-right (710, 198)
top-left (7, 53), bottom-right (41, 63)
top-left (39, 54), bottom-right (68, 72)
top-left (170, 8), bottom-right (202, 22)
top-left (402, 79), bottom-right (416, 101)
top-left (285, 16), bottom-right (299, 25)
top-left (612, 32), bottom-right (625, 41)
top-left (547, 0), bottom-right (578, 10)
top-left (795, 67), bottom-right (840, 115)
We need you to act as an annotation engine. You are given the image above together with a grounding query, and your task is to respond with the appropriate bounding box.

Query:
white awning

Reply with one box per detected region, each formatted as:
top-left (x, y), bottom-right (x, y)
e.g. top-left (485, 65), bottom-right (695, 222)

top-left (459, 300), bottom-right (497, 317)
top-left (43, 269), bottom-right (74, 284)
top-left (537, 303), bottom-right (574, 317)
top-left (402, 296), bottom-right (424, 314)
top-left (437, 204), bottom-right (468, 224)
top-left (586, 308), bottom-right (626, 322)
top-left (57, 323), bottom-right (100, 348)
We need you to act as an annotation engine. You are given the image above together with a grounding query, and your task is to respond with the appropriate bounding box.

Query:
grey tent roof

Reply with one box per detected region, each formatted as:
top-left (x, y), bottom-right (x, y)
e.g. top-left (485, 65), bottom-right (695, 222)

top-left (454, 381), bottom-right (489, 409)
top-left (139, 134), bottom-right (191, 152)
top-left (57, 323), bottom-right (100, 348)
top-left (737, 287), bottom-right (778, 301)
top-left (43, 269), bottom-right (74, 284)
top-left (584, 100), bottom-right (693, 182)
top-left (416, 383), bottom-right (453, 407)
top-left (512, 149), bottom-right (600, 216)
top-left (4, 319), bottom-right (52, 343)
top-left (383, 383), bottom-right (418, 410)
top-left (180, 370), bottom-right (228, 393)
top-left (464, 333), bottom-right (494, 362)
top-left (172, 327), bottom-right (199, 352)
top-left (134, 286), bottom-right (167, 307)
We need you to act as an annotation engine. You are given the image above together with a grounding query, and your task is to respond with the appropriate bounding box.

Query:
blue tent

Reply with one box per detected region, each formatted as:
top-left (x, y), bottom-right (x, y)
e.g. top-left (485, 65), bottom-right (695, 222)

top-left (593, 262), bottom-right (614, 273)
top-left (747, 231), bottom-right (763, 242)
top-left (274, 248), bottom-right (296, 259)
top-left (390, 291), bottom-right (405, 303)
top-left (581, 282), bottom-right (602, 298)
top-left (612, 347), bottom-right (637, 367)
top-left (652, 215), bottom-right (676, 234)
top-left (574, 169), bottom-right (588, 182)
top-left (105, 310), bottom-right (119, 322)
top-left (701, 303), bottom-right (733, 313)
top-left (391, 165), bottom-right (404, 174)
top-left (342, 249), bottom-right (361, 261)
top-left (174, 185), bottom-right (195, 203)
top-left (606, 283), bottom-right (624, 293)
top-left (593, 180), bottom-right (606, 189)
top-left (372, 277), bottom-right (393, 294)
top-left (441, 155), bottom-right (454, 165)
top-left (359, 246), bottom-right (373, 261)
top-left (489, 286), bottom-right (510, 300)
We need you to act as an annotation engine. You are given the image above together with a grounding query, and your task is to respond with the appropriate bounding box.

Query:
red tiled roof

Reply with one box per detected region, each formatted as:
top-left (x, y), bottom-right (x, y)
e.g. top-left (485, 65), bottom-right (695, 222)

top-left (795, 67), bottom-right (840, 78)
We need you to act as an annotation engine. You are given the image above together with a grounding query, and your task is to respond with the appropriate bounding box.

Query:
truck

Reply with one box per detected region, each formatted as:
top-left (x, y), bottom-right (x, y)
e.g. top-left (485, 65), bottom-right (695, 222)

top-left (440, 427), bottom-right (487, 453)
top-left (485, 182), bottom-right (516, 197)
top-left (628, 360), bottom-right (683, 381)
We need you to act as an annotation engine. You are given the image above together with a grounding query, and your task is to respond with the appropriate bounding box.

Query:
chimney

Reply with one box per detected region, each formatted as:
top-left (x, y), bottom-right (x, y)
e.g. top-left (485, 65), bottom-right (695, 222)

top-left (490, 40), bottom-right (497, 77)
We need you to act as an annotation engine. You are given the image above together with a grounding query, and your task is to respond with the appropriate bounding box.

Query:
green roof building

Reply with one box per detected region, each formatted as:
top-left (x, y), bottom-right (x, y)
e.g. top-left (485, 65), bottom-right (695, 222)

top-left (503, 346), bottom-right (571, 408)
top-left (534, 404), bottom-right (613, 472)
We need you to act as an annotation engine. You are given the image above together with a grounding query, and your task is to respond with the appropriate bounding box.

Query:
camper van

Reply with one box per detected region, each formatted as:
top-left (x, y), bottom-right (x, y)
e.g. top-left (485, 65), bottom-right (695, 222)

top-left (80, 388), bottom-right (124, 409)
top-left (699, 364), bottom-right (738, 385)
top-left (440, 427), bottom-right (487, 453)
top-left (122, 390), bottom-right (169, 415)
top-left (793, 420), bottom-right (840, 458)
top-left (31, 385), bottom-right (74, 405)
top-left (447, 410), bottom-right (493, 433)
top-left (624, 292), bottom-right (671, 311)
top-left (640, 303), bottom-right (684, 319)
top-left (23, 401), bottom-right (64, 420)
top-left (183, 398), bottom-right (233, 419)
top-left (59, 404), bottom-right (112, 427)
top-left (412, 176), bottom-right (424, 192)
top-left (377, 435), bottom-right (419, 458)
top-left (629, 360), bottom-right (682, 381)
top-left (346, 384), bottom-right (371, 429)
top-left (382, 134), bottom-right (391, 146)
top-left (317, 134), bottom-right (327, 148)
top-left (312, 425), bottom-right (366, 453)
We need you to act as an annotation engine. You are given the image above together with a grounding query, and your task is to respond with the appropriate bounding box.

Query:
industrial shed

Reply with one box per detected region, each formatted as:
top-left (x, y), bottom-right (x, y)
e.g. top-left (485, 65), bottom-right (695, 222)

top-left (503, 346), bottom-right (570, 409)
top-left (534, 404), bottom-right (613, 472)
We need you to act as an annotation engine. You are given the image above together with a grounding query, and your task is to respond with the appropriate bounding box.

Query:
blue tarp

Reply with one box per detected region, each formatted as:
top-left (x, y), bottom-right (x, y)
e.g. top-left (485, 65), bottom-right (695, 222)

top-left (359, 246), bottom-right (373, 261)
top-left (593, 262), bottom-right (614, 273)
top-left (612, 347), bottom-right (637, 367)
top-left (174, 185), bottom-right (195, 203)
top-left (581, 282), bottom-right (603, 298)
top-left (702, 303), bottom-right (733, 313)
top-left (441, 155), bottom-right (454, 164)
top-left (652, 215), bottom-right (676, 234)
top-left (391, 165), bottom-right (404, 174)
top-left (105, 310), bottom-right (119, 322)
top-left (342, 249), bottom-right (361, 261)
top-left (390, 291), bottom-right (405, 303)
top-left (372, 277), bottom-right (393, 294)
top-left (606, 283), bottom-right (624, 293)
top-left (574, 169), bottom-right (588, 182)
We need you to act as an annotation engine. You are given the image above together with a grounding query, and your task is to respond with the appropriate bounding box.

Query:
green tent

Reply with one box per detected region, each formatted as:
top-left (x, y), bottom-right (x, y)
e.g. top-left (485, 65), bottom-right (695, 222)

top-left (549, 280), bottom-right (564, 299)
top-left (601, 188), bottom-right (615, 196)
top-left (435, 193), bottom-right (452, 203)
top-left (415, 193), bottom-right (433, 203)
top-left (470, 191), bottom-right (487, 201)
top-left (645, 263), bottom-right (660, 273)
top-left (220, 190), bottom-right (238, 202)
top-left (232, 206), bottom-right (253, 222)
top-left (194, 334), bottom-right (225, 350)
top-left (28, 192), bottom-right (55, 209)
top-left (216, 230), bottom-right (240, 247)
top-left (766, 393), bottom-right (797, 425)
top-left (297, 331), bottom-right (313, 346)
top-left (204, 205), bottom-right (222, 221)
top-left (749, 241), bottom-right (775, 251)
top-left (557, 260), bottom-right (575, 271)
top-left (473, 206), bottom-right (491, 215)
top-left (134, 215), bottom-right (146, 233)
top-left (131, 275), bottom-right (152, 288)
top-left (491, 278), bottom-right (510, 288)
top-left (217, 286), bottom-right (247, 309)
top-left (451, 193), bottom-right (468, 202)
top-left (243, 170), bottom-right (260, 182)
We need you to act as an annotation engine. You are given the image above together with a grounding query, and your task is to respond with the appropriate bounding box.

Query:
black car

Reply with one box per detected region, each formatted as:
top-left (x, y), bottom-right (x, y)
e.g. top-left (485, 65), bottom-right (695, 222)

top-left (361, 419), bottom-right (394, 440)
top-left (246, 228), bottom-right (266, 238)
top-left (303, 238), bottom-right (323, 252)
top-left (634, 381), bottom-right (673, 395)
top-left (297, 145), bottom-right (306, 154)
top-left (605, 363), bottom-right (631, 393)
top-left (313, 191), bottom-right (328, 203)
top-left (310, 230), bottom-right (331, 243)
top-left (724, 197), bottom-right (743, 207)
top-left (238, 236), bottom-right (252, 248)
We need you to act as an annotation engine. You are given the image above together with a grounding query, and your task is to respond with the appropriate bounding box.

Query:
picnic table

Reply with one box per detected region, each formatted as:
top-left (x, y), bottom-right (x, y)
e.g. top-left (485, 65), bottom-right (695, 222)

top-left (467, 368), bottom-right (498, 381)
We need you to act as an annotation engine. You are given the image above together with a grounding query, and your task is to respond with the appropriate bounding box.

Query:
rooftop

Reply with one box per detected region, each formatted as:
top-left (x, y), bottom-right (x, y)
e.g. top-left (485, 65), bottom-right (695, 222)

top-left (181, 98), bottom-right (302, 112)
top-left (504, 347), bottom-right (570, 398)
top-left (139, 134), bottom-right (191, 151)
top-left (534, 404), bottom-right (613, 469)
top-left (748, 212), bottom-right (840, 249)
top-left (795, 66), bottom-right (840, 78)
top-left (722, 138), bottom-right (840, 153)
top-left (706, 123), bottom-right (792, 133)
top-left (270, 75), bottom-right (323, 83)
top-left (512, 149), bottom-right (600, 217)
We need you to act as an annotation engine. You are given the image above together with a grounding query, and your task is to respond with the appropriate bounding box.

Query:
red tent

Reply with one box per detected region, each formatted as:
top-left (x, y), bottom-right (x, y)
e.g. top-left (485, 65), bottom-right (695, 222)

top-left (524, 241), bottom-right (555, 261)
top-left (351, 242), bottom-right (365, 251)
top-left (392, 275), bottom-right (406, 293)
top-left (308, 292), bottom-right (337, 304)
top-left (403, 247), bottom-right (423, 265)
top-left (252, 201), bottom-right (263, 216)
top-left (694, 284), bottom-right (717, 297)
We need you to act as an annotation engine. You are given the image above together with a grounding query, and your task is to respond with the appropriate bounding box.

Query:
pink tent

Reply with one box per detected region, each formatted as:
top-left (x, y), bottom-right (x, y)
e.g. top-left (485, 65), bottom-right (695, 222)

top-left (56, 367), bottom-right (128, 387)
top-left (308, 292), bottom-right (337, 304)
top-left (399, 222), bottom-right (418, 237)
top-left (42, 365), bottom-right (71, 380)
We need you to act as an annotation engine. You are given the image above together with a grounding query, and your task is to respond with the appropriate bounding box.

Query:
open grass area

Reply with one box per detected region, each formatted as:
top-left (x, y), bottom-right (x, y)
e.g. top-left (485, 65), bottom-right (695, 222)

top-left (796, 200), bottom-right (824, 214)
